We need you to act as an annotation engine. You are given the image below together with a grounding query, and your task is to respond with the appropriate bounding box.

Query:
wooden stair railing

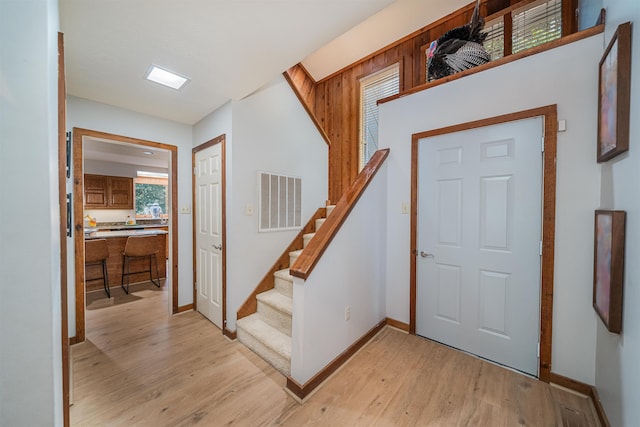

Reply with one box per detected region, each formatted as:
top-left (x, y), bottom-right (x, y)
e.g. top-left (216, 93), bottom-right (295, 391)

top-left (290, 148), bottom-right (390, 280)
top-left (236, 207), bottom-right (327, 321)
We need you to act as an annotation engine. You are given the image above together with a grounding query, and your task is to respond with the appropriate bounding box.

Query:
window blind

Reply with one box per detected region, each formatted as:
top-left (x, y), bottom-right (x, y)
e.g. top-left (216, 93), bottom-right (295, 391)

top-left (359, 64), bottom-right (399, 170)
top-left (512, 0), bottom-right (562, 54)
top-left (483, 18), bottom-right (505, 60)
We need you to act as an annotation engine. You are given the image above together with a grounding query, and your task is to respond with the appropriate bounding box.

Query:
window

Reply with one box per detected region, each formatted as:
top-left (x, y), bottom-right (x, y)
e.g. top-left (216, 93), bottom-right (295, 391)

top-left (359, 63), bottom-right (400, 170)
top-left (483, 18), bottom-right (505, 60)
top-left (480, 0), bottom-right (562, 61)
top-left (512, 0), bottom-right (562, 53)
top-left (134, 176), bottom-right (168, 219)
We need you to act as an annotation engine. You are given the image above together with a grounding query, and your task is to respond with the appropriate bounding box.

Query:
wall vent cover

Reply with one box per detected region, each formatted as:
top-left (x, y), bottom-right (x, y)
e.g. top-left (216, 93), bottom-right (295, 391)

top-left (259, 172), bottom-right (302, 232)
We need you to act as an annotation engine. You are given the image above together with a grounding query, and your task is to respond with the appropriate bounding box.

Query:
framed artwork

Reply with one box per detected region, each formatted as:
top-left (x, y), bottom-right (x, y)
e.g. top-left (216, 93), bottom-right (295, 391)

top-left (593, 210), bottom-right (626, 333)
top-left (597, 22), bottom-right (632, 163)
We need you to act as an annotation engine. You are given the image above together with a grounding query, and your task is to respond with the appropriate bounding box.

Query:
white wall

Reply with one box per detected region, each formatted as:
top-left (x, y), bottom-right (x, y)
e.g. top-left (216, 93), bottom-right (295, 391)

top-left (290, 163), bottom-right (388, 384)
top-left (66, 96), bottom-right (193, 336)
top-left (595, 1), bottom-right (640, 425)
top-left (0, 0), bottom-right (63, 425)
top-left (194, 76), bottom-right (328, 332)
top-left (380, 34), bottom-right (604, 384)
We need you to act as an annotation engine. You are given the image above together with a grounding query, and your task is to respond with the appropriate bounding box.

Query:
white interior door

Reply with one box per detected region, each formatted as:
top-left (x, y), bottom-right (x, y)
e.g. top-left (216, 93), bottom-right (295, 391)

top-left (416, 117), bottom-right (543, 376)
top-left (195, 143), bottom-right (223, 329)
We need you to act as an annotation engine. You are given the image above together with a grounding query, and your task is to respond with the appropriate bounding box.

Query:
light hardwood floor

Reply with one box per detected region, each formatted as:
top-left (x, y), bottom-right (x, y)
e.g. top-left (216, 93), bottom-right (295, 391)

top-left (71, 284), bottom-right (599, 426)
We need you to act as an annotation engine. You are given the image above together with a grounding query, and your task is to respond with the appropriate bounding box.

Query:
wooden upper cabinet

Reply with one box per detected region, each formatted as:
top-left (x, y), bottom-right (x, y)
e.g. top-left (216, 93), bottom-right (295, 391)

top-left (108, 176), bottom-right (133, 209)
top-left (84, 174), bottom-right (133, 209)
top-left (84, 174), bottom-right (108, 208)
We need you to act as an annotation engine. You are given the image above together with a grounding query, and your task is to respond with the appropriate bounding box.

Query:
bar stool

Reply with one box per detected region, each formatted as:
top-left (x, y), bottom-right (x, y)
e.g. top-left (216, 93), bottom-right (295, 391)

top-left (85, 239), bottom-right (111, 298)
top-left (121, 235), bottom-right (161, 294)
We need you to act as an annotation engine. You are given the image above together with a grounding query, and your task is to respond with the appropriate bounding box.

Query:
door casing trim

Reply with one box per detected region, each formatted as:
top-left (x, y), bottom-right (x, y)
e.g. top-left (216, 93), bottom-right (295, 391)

top-left (410, 105), bottom-right (557, 382)
top-left (192, 135), bottom-right (230, 338)
top-left (72, 127), bottom-right (179, 343)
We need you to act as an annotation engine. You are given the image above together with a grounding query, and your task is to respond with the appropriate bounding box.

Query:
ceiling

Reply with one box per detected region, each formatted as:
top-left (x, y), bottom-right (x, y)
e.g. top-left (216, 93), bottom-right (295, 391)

top-left (63, 0), bottom-right (470, 164)
top-left (83, 137), bottom-right (170, 169)
top-left (60, 0), bottom-right (469, 126)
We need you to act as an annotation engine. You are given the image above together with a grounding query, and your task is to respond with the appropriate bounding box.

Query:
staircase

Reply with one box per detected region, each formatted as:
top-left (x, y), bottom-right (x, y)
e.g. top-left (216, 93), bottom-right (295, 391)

top-left (236, 206), bottom-right (335, 376)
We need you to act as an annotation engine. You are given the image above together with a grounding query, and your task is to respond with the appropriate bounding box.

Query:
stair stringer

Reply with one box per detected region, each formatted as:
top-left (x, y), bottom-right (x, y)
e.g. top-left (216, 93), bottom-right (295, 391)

top-left (236, 207), bottom-right (326, 322)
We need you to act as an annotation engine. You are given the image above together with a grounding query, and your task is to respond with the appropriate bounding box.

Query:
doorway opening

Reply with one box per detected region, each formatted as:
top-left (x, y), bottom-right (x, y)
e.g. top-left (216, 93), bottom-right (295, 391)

top-left (71, 127), bottom-right (179, 344)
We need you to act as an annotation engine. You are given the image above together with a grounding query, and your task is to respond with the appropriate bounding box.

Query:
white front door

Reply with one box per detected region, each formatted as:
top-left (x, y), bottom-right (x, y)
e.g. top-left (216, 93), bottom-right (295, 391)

top-left (416, 117), bottom-right (543, 376)
top-left (195, 143), bottom-right (223, 329)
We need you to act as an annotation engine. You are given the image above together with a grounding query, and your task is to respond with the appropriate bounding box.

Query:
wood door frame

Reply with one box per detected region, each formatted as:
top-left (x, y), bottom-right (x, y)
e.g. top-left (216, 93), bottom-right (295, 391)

top-left (58, 32), bottom-right (70, 427)
top-left (72, 128), bottom-right (179, 343)
top-left (192, 135), bottom-right (231, 338)
top-left (410, 105), bottom-right (557, 382)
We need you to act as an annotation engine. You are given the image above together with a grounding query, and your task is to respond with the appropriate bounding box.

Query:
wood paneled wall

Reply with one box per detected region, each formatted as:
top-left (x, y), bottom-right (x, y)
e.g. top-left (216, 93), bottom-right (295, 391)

top-left (286, 0), bottom-right (575, 202)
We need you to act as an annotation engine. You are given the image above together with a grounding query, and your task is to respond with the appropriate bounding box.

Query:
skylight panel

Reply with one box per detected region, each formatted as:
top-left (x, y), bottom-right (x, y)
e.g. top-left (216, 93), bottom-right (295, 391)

top-left (145, 65), bottom-right (190, 90)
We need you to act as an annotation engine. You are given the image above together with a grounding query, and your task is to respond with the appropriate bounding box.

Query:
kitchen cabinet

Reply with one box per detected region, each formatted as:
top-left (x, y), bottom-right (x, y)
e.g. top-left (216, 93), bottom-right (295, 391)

top-left (84, 174), bottom-right (133, 209)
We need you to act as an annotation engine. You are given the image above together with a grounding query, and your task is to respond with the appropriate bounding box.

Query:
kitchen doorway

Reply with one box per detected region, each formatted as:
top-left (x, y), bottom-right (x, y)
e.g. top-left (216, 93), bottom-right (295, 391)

top-left (71, 127), bottom-right (179, 344)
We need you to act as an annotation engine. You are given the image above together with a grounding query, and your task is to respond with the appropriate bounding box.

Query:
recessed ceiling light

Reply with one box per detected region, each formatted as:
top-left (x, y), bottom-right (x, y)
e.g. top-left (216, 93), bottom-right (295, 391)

top-left (142, 151), bottom-right (154, 155)
top-left (145, 65), bottom-right (190, 90)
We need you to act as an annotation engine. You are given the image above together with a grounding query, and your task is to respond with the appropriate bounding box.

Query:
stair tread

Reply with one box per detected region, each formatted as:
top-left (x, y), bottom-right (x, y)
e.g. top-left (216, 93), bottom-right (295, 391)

top-left (256, 289), bottom-right (292, 315)
top-left (289, 249), bottom-right (303, 256)
top-left (274, 269), bottom-right (293, 281)
top-left (303, 232), bottom-right (316, 238)
top-left (237, 314), bottom-right (291, 360)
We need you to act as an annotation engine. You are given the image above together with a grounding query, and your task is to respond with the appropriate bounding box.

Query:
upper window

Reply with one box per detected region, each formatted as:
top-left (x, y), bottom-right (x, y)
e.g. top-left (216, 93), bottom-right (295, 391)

top-left (481, 0), bottom-right (562, 61)
top-left (512, 0), bottom-right (562, 53)
top-left (359, 63), bottom-right (400, 170)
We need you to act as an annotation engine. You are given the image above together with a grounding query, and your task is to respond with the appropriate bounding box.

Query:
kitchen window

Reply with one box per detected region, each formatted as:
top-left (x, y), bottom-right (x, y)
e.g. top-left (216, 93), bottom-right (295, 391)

top-left (134, 175), bottom-right (168, 219)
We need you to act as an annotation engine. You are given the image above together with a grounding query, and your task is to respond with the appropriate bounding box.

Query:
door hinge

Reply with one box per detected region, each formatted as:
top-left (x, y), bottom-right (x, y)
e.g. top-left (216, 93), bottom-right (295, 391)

top-left (66, 131), bottom-right (72, 178)
top-left (537, 342), bottom-right (540, 358)
top-left (193, 166), bottom-right (197, 175)
top-left (541, 137), bottom-right (545, 153)
top-left (539, 241), bottom-right (543, 256)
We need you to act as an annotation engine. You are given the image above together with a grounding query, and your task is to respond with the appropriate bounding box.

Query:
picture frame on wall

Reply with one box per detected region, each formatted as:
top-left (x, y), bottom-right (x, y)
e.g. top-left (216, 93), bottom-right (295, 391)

top-left (593, 210), bottom-right (626, 334)
top-left (597, 22), bottom-right (632, 163)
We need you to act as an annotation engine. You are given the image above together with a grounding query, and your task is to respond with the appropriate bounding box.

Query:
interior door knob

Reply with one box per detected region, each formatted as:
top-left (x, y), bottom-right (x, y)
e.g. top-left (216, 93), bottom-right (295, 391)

top-left (420, 251), bottom-right (434, 258)
top-left (212, 244), bottom-right (222, 250)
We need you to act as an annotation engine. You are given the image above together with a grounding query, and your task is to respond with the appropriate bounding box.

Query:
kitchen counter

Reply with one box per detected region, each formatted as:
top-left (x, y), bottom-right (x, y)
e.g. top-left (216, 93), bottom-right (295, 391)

top-left (85, 229), bottom-right (168, 239)
top-left (84, 231), bottom-right (167, 293)
top-left (95, 224), bottom-right (168, 231)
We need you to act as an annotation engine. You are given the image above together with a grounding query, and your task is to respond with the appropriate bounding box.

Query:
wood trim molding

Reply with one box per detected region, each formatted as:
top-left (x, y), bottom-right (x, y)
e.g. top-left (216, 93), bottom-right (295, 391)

top-left (73, 128), bottom-right (179, 342)
top-left (69, 336), bottom-right (78, 346)
top-left (223, 328), bottom-right (237, 340)
top-left (385, 317), bottom-right (410, 332)
top-left (381, 24), bottom-right (604, 105)
top-left (549, 373), bottom-right (611, 427)
top-left (409, 105), bottom-right (557, 382)
top-left (177, 304), bottom-right (194, 313)
top-left (286, 320), bottom-right (386, 400)
top-left (192, 135), bottom-right (227, 330)
top-left (283, 67), bottom-right (330, 146)
top-left (58, 32), bottom-right (70, 427)
top-left (290, 148), bottom-right (390, 279)
top-left (236, 207), bottom-right (326, 320)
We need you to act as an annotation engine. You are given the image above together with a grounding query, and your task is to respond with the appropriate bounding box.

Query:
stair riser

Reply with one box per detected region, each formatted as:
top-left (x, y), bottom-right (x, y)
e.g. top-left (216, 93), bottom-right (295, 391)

top-left (257, 300), bottom-right (292, 336)
top-left (274, 276), bottom-right (293, 297)
top-left (237, 328), bottom-right (291, 377)
top-left (289, 253), bottom-right (299, 267)
top-left (326, 205), bottom-right (335, 216)
top-left (315, 218), bottom-right (326, 231)
top-left (303, 234), bottom-right (314, 248)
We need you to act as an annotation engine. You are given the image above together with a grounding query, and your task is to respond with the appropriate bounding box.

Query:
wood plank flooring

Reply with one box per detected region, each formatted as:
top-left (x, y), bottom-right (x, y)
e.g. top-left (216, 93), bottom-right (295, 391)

top-left (71, 284), bottom-right (599, 426)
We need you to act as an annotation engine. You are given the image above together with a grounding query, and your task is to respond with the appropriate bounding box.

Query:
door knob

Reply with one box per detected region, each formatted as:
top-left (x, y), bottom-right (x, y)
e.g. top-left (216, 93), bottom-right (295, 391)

top-left (212, 244), bottom-right (223, 250)
top-left (420, 251), bottom-right (434, 258)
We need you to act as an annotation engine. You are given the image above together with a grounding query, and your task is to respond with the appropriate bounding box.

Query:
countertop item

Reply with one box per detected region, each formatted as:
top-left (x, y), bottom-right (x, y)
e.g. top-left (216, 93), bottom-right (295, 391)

top-left (95, 224), bottom-right (168, 231)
